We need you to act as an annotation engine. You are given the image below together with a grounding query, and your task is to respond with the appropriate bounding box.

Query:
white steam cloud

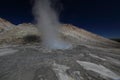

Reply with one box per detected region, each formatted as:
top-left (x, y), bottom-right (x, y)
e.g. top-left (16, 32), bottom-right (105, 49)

top-left (33, 0), bottom-right (71, 49)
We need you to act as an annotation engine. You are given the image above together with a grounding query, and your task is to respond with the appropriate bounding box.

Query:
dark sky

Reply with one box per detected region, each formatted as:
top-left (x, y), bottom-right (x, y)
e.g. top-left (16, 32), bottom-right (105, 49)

top-left (0, 0), bottom-right (120, 38)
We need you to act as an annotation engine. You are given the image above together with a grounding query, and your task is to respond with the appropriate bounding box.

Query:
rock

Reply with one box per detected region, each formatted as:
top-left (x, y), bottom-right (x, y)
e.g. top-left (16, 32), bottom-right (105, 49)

top-left (0, 18), bottom-right (15, 33)
top-left (0, 18), bottom-right (120, 80)
top-left (0, 19), bottom-right (119, 48)
top-left (0, 22), bottom-right (40, 44)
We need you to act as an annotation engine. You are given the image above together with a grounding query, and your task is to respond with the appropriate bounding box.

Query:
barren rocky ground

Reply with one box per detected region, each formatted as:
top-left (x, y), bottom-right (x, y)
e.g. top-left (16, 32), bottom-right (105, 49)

top-left (0, 18), bottom-right (120, 80)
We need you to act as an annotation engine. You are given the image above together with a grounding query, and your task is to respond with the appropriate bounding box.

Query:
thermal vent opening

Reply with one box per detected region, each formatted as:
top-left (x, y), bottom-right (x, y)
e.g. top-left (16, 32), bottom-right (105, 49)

top-left (23, 35), bottom-right (41, 43)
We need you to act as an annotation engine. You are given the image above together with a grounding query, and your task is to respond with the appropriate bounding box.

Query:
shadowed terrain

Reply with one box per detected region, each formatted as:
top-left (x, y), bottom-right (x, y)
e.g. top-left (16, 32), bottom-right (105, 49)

top-left (111, 39), bottom-right (120, 42)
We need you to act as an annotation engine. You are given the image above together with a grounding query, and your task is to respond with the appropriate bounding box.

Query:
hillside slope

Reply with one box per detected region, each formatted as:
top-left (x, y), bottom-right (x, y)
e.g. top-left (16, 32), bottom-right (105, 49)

top-left (0, 18), bottom-right (120, 80)
top-left (0, 18), bottom-right (119, 48)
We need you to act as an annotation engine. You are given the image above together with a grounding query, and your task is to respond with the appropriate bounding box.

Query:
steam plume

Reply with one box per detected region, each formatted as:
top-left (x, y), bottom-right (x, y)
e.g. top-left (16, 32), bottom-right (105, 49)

top-left (33, 0), bottom-right (71, 49)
